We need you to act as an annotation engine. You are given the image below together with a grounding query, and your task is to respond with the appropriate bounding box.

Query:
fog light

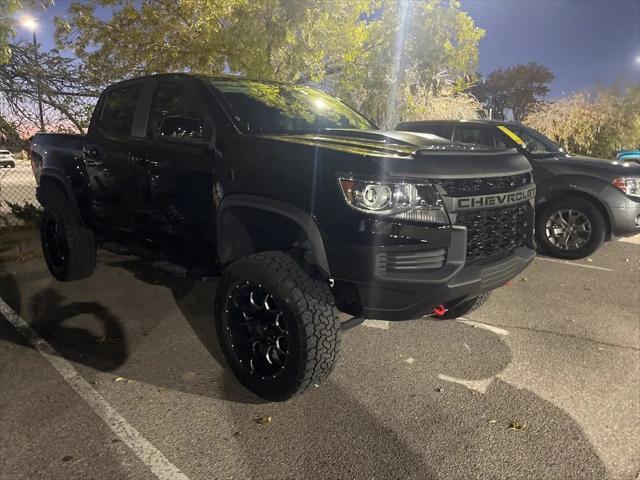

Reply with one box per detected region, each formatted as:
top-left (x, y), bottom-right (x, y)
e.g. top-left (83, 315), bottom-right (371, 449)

top-left (635, 213), bottom-right (640, 227)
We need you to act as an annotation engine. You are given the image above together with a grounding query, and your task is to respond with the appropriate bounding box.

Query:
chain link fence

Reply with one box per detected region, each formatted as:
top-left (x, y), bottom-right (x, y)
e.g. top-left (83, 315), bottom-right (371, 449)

top-left (0, 151), bottom-right (38, 214)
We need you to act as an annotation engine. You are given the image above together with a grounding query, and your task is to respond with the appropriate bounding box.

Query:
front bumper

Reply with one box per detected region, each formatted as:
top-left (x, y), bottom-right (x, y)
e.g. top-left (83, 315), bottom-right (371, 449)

top-left (331, 225), bottom-right (535, 321)
top-left (609, 197), bottom-right (640, 237)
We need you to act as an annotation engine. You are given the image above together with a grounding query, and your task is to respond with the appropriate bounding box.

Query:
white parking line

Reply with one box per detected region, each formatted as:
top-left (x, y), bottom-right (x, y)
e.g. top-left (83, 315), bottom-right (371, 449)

top-left (618, 235), bottom-right (640, 245)
top-left (535, 256), bottom-right (614, 272)
top-left (363, 319), bottom-right (390, 330)
top-left (457, 318), bottom-right (509, 336)
top-left (0, 297), bottom-right (190, 480)
top-left (437, 374), bottom-right (493, 394)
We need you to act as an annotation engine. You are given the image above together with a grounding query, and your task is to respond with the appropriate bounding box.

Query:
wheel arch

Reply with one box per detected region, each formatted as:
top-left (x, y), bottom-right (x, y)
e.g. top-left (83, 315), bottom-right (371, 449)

top-left (537, 189), bottom-right (612, 239)
top-left (217, 195), bottom-right (331, 277)
top-left (38, 169), bottom-right (87, 226)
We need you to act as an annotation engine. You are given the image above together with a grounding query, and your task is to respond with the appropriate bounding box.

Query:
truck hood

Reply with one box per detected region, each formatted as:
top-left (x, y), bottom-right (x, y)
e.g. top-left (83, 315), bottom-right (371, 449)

top-left (257, 129), bottom-right (531, 178)
top-left (257, 129), bottom-right (492, 158)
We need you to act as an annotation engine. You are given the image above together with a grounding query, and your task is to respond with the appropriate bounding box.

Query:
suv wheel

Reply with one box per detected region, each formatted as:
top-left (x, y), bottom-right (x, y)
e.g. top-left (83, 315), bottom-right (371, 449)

top-left (41, 197), bottom-right (97, 281)
top-left (536, 197), bottom-right (606, 259)
top-left (438, 292), bottom-right (492, 320)
top-left (215, 251), bottom-right (340, 401)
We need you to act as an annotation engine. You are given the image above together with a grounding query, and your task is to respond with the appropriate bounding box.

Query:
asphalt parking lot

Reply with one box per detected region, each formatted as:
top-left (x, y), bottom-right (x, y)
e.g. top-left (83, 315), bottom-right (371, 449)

top-left (1, 234), bottom-right (638, 480)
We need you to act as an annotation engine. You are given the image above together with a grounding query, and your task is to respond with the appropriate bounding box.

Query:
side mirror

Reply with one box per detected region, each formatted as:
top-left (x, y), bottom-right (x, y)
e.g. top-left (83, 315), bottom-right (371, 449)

top-left (158, 116), bottom-right (204, 139)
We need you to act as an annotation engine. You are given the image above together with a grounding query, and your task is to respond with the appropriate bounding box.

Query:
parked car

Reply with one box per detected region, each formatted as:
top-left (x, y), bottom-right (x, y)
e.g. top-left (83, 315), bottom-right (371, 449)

top-left (617, 149), bottom-right (640, 163)
top-left (31, 74), bottom-right (536, 400)
top-left (396, 120), bottom-right (640, 259)
top-left (0, 149), bottom-right (15, 168)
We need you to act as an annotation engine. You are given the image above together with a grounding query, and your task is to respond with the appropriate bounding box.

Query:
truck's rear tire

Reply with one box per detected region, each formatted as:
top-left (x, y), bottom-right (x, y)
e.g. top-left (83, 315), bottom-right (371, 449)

top-left (439, 292), bottom-right (492, 319)
top-left (215, 251), bottom-right (340, 401)
top-left (536, 197), bottom-right (606, 259)
top-left (40, 199), bottom-right (96, 281)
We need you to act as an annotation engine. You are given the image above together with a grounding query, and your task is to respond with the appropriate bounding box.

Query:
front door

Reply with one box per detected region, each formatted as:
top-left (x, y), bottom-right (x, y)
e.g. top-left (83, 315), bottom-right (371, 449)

top-left (131, 79), bottom-right (217, 246)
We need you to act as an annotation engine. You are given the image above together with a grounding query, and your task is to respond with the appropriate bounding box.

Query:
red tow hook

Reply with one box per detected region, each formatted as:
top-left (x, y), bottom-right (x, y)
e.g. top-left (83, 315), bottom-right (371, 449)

top-left (432, 304), bottom-right (448, 317)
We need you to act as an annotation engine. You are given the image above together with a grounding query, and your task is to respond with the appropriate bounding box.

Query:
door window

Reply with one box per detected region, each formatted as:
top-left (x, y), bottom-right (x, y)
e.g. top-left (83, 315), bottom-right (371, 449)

top-left (452, 126), bottom-right (494, 146)
top-left (147, 82), bottom-right (210, 140)
top-left (99, 85), bottom-right (141, 137)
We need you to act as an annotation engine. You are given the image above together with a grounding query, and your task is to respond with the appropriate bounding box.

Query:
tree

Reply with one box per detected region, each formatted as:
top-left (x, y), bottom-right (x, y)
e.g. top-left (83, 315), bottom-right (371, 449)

top-left (0, 41), bottom-right (99, 140)
top-left (55, 0), bottom-right (484, 127)
top-left (472, 62), bottom-right (555, 121)
top-left (523, 84), bottom-right (640, 157)
top-left (0, 0), bottom-right (49, 64)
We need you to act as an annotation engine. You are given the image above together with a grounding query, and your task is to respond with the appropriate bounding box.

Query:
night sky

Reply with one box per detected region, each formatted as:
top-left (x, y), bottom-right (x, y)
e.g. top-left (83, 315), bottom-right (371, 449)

top-left (12, 0), bottom-right (640, 99)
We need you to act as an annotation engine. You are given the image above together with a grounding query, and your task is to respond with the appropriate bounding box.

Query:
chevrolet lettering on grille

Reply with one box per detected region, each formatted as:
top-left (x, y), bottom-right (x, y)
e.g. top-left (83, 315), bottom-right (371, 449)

top-left (455, 185), bottom-right (536, 211)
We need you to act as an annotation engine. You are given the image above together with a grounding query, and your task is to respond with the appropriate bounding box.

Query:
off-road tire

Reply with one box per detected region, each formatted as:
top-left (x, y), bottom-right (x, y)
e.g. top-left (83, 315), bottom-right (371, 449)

top-left (536, 197), bottom-right (606, 260)
top-left (40, 197), bottom-right (96, 281)
top-left (439, 292), bottom-right (492, 320)
top-left (215, 251), bottom-right (340, 401)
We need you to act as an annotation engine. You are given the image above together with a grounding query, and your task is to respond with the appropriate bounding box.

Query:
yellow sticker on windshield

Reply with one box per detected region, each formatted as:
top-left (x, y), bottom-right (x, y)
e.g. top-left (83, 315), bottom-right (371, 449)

top-left (497, 126), bottom-right (525, 147)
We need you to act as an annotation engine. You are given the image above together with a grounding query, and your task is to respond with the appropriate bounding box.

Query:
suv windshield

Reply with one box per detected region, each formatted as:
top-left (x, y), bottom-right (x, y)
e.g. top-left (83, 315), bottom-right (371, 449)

top-left (507, 125), bottom-right (563, 157)
top-left (209, 79), bottom-right (373, 134)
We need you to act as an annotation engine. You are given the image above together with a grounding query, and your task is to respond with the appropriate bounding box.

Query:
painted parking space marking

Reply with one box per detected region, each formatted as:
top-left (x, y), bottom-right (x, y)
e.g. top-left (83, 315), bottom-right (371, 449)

top-left (437, 374), bottom-right (493, 394)
top-left (363, 319), bottom-right (390, 330)
top-left (535, 256), bottom-right (614, 272)
top-left (618, 235), bottom-right (640, 245)
top-left (457, 318), bottom-right (509, 336)
top-left (0, 297), bottom-right (190, 480)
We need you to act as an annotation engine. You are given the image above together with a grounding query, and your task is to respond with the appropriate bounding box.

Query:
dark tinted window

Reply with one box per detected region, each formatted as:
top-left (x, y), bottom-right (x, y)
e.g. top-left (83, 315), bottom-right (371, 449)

top-left (100, 86), bottom-right (141, 137)
top-left (453, 126), bottom-right (495, 146)
top-left (147, 82), bottom-right (210, 139)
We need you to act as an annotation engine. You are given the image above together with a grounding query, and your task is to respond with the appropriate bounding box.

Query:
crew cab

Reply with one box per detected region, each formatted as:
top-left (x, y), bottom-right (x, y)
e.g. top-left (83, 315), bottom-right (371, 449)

top-left (31, 74), bottom-right (536, 400)
top-left (397, 120), bottom-right (640, 259)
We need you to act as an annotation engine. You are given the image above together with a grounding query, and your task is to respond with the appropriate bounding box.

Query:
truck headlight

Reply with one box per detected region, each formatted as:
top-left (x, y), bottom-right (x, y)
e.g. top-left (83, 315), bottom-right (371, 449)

top-left (612, 177), bottom-right (640, 199)
top-left (338, 177), bottom-right (449, 224)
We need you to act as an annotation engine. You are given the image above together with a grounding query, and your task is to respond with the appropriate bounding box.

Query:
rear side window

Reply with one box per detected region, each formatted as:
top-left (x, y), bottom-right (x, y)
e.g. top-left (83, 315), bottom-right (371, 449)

top-left (99, 86), bottom-right (141, 137)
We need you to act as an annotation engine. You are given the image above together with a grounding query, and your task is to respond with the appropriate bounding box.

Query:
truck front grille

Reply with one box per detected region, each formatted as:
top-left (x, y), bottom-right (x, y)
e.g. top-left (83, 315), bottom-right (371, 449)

top-left (436, 173), bottom-right (532, 197)
top-left (456, 203), bottom-right (530, 263)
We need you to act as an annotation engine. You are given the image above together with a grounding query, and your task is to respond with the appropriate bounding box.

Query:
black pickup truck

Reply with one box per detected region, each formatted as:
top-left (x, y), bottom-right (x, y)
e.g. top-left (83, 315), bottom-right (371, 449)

top-left (396, 120), bottom-right (640, 259)
top-left (31, 74), bottom-right (536, 400)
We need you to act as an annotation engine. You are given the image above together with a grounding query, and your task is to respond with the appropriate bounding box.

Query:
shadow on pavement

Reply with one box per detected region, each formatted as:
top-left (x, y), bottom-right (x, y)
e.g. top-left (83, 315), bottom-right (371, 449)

top-left (0, 257), bottom-right (611, 479)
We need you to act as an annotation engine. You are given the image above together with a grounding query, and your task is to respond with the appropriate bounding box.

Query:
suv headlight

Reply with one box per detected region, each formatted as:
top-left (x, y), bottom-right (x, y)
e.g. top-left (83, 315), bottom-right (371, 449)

top-left (338, 176), bottom-right (449, 224)
top-left (612, 177), bottom-right (640, 198)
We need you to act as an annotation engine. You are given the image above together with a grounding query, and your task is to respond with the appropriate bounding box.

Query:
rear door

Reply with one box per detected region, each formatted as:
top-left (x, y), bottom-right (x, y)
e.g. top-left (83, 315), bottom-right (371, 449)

top-left (84, 82), bottom-right (145, 229)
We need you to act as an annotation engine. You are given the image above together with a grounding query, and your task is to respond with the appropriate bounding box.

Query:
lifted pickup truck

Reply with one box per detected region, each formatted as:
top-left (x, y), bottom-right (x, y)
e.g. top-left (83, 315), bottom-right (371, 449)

top-left (31, 74), bottom-right (536, 400)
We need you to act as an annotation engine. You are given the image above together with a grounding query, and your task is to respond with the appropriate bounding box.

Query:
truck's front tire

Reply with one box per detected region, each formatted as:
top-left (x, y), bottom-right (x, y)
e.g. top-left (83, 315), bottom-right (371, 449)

top-left (215, 251), bottom-right (340, 401)
top-left (40, 199), bottom-right (96, 281)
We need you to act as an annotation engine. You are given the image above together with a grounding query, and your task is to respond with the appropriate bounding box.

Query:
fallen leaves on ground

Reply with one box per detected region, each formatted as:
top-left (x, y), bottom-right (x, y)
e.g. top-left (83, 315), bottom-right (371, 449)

top-left (508, 421), bottom-right (527, 431)
top-left (255, 416), bottom-right (272, 425)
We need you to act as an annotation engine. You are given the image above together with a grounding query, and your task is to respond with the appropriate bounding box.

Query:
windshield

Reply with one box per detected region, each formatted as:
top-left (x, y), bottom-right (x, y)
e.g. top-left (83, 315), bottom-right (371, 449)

top-left (506, 125), bottom-right (563, 156)
top-left (209, 79), bottom-right (374, 134)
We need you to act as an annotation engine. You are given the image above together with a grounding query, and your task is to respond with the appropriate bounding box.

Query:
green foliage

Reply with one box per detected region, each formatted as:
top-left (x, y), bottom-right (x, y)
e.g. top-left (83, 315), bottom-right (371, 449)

top-left (6, 201), bottom-right (43, 224)
top-left (0, 0), bottom-right (50, 64)
top-left (523, 84), bottom-right (640, 158)
top-left (473, 62), bottom-right (555, 121)
top-left (56, 0), bottom-right (484, 127)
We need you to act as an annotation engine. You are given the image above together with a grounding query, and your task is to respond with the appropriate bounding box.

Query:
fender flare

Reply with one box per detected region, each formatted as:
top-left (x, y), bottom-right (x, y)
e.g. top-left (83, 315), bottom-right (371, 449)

top-left (38, 167), bottom-right (86, 224)
top-left (217, 194), bottom-right (330, 277)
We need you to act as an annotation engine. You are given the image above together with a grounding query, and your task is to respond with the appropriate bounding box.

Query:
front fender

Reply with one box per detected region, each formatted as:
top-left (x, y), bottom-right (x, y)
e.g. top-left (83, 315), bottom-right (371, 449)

top-left (217, 194), bottom-right (330, 277)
